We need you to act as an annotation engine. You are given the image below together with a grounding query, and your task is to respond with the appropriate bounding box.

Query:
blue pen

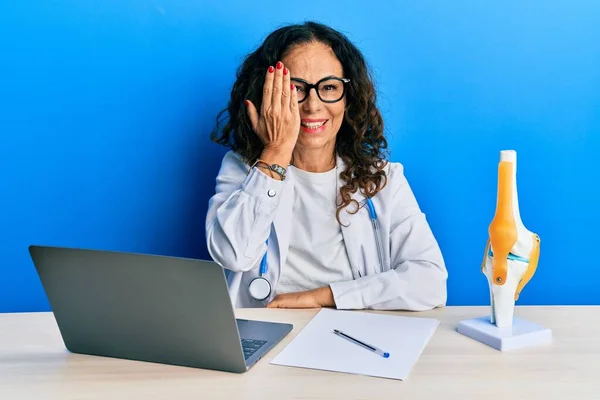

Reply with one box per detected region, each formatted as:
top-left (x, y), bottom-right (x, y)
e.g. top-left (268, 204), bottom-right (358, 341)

top-left (333, 329), bottom-right (390, 358)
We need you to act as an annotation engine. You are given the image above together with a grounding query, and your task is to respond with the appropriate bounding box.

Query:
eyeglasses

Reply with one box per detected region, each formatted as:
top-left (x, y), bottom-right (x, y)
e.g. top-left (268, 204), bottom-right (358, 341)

top-left (290, 76), bottom-right (350, 103)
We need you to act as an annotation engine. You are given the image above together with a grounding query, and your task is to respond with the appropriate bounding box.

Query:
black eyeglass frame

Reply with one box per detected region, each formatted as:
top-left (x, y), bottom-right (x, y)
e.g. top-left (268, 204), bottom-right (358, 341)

top-left (290, 76), bottom-right (351, 103)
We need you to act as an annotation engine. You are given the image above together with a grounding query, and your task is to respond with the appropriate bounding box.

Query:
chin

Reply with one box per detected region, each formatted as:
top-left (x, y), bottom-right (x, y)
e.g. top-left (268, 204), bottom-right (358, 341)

top-left (297, 134), bottom-right (332, 149)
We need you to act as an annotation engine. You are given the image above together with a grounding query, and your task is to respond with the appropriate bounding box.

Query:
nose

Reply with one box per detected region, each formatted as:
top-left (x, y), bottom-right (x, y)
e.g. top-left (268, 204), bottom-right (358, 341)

top-left (301, 88), bottom-right (322, 114)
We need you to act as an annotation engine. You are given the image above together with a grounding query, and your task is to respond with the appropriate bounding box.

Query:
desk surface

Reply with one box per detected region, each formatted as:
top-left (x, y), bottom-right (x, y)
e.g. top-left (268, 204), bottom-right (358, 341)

top-left (1, 306), bottom-right (599, 399)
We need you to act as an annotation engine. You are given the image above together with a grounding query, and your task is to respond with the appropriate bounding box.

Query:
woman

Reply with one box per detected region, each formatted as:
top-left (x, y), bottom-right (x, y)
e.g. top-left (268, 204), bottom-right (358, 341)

top-left (206, 21), bottom-right (447, 310)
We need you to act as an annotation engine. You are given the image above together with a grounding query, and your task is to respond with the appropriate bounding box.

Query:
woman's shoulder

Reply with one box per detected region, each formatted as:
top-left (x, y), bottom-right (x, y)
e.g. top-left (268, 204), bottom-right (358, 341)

top-left (381, 159), bottom-right (407, 191)
top-left (382, 159), bottom-right (405, 177)
top-left (378, 159), bottom-right (424, 213)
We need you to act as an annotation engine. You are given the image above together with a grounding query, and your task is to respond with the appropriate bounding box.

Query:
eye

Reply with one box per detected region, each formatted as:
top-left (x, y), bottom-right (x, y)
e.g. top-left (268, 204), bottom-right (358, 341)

top-left (292, 82), bottom-right (306, 92)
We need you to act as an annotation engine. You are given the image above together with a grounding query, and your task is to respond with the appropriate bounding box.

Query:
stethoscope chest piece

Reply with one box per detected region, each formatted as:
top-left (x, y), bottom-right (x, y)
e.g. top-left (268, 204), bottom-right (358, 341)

top-left (249, 276), bottom-right (271, 301)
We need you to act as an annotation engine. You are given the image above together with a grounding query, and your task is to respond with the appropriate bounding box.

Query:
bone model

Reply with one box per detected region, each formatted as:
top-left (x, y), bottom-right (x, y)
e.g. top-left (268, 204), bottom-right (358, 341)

top-left (482, 150), bottom-right (541, 328)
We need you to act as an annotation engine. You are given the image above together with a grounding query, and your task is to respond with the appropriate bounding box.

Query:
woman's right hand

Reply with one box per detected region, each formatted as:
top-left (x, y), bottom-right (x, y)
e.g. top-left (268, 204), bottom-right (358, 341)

top-left (245, 61), bottom-right (300, 161)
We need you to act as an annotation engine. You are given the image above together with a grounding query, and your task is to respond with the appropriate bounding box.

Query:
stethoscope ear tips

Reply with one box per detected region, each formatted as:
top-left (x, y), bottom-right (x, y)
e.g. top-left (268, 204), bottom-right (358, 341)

top-left (249, 276), bottom-right (272, 301)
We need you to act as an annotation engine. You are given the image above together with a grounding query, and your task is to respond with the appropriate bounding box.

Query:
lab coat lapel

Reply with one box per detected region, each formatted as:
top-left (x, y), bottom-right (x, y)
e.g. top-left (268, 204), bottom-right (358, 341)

top-left (272, 168), bottom-right (295, 283)
top-left (336, 155), bottom-right (369, 278)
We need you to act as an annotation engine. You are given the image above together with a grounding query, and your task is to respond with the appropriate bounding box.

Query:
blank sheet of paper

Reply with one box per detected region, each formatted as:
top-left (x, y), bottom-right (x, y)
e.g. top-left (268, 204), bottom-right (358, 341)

top-left (270, 308), bottom-right (439, 380)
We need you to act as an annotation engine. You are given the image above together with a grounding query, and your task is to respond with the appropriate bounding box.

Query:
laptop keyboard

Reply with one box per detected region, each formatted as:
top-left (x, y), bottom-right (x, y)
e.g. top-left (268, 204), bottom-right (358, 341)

top-left (241, 338), bottom-right (268, 360)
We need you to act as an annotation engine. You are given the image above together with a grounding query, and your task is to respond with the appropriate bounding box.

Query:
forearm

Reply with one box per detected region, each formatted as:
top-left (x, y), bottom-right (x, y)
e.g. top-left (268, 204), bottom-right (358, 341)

top-left (206, 166), bottom-right (284, 272)
top-left (266, 286), bottom-right (336, 308)
top-left (329, 262), bottom-right (447, 311)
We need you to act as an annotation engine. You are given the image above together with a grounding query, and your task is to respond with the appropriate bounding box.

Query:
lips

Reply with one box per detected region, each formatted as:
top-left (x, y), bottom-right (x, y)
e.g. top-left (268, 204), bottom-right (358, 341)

top-left (300, 119), bottom-right (328, 134)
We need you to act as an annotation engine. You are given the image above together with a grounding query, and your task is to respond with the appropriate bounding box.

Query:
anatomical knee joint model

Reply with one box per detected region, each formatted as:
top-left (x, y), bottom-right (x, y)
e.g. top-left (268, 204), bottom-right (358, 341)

top-left (482, 150), bottom-right (540, 328)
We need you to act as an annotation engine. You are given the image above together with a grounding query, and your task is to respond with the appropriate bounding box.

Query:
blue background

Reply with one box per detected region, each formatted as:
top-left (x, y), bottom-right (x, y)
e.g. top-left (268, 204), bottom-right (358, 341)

top-left (1, 1), bottom-right (599, 312)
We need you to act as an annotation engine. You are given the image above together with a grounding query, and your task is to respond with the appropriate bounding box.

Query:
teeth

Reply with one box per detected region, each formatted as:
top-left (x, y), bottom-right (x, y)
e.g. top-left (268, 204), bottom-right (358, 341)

top-left (301, 121), bottom-right (326, 128)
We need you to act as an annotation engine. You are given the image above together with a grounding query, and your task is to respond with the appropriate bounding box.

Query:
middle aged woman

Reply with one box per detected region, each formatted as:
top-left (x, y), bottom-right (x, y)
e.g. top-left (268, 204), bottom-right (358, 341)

top-left (206, 21), bottom-right (447, 310)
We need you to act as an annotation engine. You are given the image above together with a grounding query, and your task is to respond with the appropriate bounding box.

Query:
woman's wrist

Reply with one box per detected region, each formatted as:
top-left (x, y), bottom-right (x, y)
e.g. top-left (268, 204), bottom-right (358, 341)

top-left (261, 145), bottom-right (293, 166)
top-left (316, 286), bottom-right (336, 307)
top-left (257, 146), bottom-right (294, 181)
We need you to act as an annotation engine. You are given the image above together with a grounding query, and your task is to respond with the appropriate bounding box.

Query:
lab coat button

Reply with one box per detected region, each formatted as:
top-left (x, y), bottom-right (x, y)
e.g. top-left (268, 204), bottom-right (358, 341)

top-left (267, 189), bottom-right (276, 197)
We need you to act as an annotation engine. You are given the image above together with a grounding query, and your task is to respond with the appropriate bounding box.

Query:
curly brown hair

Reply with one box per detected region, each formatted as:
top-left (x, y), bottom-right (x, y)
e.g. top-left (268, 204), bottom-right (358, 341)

top-left (212, 21), bottom-right (389, 224)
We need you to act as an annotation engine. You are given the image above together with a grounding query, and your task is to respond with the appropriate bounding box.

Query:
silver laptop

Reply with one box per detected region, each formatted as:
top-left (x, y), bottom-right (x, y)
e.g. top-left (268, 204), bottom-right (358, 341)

top-left (28, 245), bottom-right (293, 373)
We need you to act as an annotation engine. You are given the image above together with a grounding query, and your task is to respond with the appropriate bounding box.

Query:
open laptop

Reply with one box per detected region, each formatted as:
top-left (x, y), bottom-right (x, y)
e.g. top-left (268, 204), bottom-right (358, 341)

top-left (28, 245), bottom-right (293, 373)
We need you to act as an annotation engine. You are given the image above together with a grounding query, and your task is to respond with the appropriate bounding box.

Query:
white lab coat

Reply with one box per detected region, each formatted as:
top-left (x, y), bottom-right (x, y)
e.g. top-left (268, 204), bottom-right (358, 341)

top-left (205, 150), bottom-right (448, 310)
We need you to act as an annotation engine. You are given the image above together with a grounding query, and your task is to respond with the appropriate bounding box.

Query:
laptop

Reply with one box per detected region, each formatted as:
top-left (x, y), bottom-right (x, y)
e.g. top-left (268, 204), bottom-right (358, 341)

top-left (28, 245), bottom-right (293, 373)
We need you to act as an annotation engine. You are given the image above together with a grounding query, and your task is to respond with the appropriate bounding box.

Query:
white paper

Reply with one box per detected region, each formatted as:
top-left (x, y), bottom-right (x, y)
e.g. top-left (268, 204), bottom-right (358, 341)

top-left (270, 308), bottom-right (439, 380)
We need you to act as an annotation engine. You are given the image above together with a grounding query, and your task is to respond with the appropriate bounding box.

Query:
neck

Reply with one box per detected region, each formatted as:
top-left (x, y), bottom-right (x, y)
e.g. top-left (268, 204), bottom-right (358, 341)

top-left (292, 148), bottom-right (336, 172)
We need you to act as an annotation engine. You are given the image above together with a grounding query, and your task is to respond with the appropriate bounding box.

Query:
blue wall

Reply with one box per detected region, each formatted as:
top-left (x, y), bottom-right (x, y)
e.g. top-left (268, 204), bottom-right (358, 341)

top-left (1, 1), bottom-right (599, 312)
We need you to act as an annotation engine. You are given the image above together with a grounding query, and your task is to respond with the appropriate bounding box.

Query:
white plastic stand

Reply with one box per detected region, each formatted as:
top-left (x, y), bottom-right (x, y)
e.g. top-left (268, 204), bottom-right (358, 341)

top-left (457, 316), bottom-right (552, 351)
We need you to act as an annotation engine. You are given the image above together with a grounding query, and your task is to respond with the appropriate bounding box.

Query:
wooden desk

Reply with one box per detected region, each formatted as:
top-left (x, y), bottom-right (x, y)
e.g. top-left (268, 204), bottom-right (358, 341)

top-left (1, 306), bottom-right (599, 399)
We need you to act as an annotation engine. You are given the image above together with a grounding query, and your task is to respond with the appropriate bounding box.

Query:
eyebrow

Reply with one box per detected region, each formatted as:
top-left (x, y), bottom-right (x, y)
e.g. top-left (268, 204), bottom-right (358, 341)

top-left (290, 75), bottom-right (341, 83)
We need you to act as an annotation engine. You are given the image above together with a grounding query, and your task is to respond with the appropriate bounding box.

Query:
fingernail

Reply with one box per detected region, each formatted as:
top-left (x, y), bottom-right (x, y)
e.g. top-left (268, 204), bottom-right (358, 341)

top-left (268, 66), bottom-right (274, 73)
top-left (283, 67), bottom-right (288, 75)
top-left (290, 84), bottom-right (295, 90)
top-left (244, 100), bottom-right (250, 107)
top-left (276, 61), bottom-right (283, 69)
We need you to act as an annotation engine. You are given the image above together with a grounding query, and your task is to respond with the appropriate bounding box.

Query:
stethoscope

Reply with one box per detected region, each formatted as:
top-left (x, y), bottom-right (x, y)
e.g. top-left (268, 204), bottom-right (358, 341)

top-left (248, 197), bottom-right (385, 301)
